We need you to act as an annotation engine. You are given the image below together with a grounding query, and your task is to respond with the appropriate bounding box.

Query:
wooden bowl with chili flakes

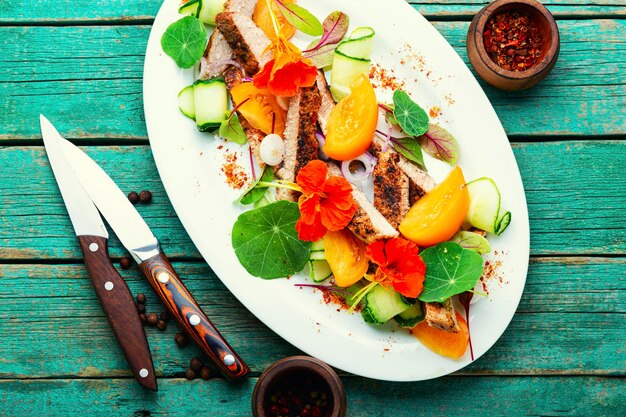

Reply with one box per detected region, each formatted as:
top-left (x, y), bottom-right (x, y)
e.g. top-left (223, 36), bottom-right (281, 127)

top-left (466, 0), bottom-right (559, 91)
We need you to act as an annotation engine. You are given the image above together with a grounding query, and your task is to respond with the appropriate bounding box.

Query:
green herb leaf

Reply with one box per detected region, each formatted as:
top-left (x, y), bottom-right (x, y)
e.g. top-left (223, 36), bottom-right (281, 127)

top-left (218, 113), bottom-right (247, 144)
top-left (277, 2), bottom-right (323, 36)
top-left (418, 124), bottom-right (460, 166)
top-left (393, 90), bottom-right (429, 137)
top-left (450, 231), bottom-right (491, 254)
top-left (418, 242), bottom-right (484, 303)
top-left (161, 15), bottom-right (207, 69)
top-left (232, 201), bottom-right (311, 279)
top-left (239, 166), bottom-right (274, 205)
top-left (304, 11), bottom-right (349, 62)
top-left (391, 137), bottom-right (426, 169)
top-left (303, 40), bottom-right (337, 68)
top-left (380, 103), bottom-right (398, 126)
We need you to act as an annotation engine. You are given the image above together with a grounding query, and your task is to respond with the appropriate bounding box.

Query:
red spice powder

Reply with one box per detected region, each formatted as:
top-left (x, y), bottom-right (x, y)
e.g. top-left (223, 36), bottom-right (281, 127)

top-left (483, 11), bottom-right (543, 72)
top-left (369, 63), bottom-right (405, 91)
top-left (321, 287), bottom-right (359, 312)
top-left (221, 152), bottom-right (248, 189)
top-left (429, 106), bottom-right (442, 118)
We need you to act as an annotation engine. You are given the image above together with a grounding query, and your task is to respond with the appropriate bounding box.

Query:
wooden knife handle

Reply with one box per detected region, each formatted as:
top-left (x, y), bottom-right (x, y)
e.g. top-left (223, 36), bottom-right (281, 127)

top-left (139, 252), bottom-right (250, 380)
top-left (78, 235), bottom-right (157, 391)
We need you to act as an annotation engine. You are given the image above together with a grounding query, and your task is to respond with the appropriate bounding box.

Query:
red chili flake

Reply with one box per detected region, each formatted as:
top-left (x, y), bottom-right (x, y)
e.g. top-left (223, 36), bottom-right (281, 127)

top-left (221, 152), bottom-right (248, 189)
top-left (483, 11), bottom-right (543, 71)
top-left (368, 63), bottom-right (406, 91)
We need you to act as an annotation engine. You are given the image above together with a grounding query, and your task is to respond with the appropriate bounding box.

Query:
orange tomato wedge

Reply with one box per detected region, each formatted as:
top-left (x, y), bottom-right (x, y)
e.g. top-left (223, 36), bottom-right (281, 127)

top-left (253, 0), bottom-right (296, 42)
top-left (399, 166), bottom-right (469, 247)
top-left (230, 82), bottom-right (286, 136)
top-left (411, 312), bottom-right (469, 359)
top-left (323, 229), bottom-right (369, 287)
top-left (323, 74), bottom-right (378, 161)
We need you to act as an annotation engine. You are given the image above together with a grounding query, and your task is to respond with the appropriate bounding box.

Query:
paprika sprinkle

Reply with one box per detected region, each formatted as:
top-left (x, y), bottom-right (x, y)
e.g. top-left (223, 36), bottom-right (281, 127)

top-left (483, 11), bottom-right (543, 71)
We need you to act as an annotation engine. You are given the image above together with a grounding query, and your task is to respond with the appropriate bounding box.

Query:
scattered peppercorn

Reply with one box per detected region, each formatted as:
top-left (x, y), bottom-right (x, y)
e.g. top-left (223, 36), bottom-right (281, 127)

top-left (137, 303), bottom-right (146, 314)
top-left (190, 357), bottom-right (203, 372)
top-left (200, 367), bottom-right (212, 380)
top-left (127, 191), bottom-right (139, 204)
top-left (146, 313), bottom-right (158, 326)
top-left (159, 311), bottom-right (170, 322)
top-left (265, 373), bottom-right (331, 417)
top-left (119, 256), bottom-right (132, 270)
top-left (139, 190), bottom-right (152, 204)
top-left (136, 293), bottom-right (146, 304)
top-left (185, 368), bottom-right (196, 380)
top-left (174, 332), bottom-right (188, 348)
top-left (156, 320), bottom-right (167, 331)
top-left (139, 313), bottom-right (147, 324)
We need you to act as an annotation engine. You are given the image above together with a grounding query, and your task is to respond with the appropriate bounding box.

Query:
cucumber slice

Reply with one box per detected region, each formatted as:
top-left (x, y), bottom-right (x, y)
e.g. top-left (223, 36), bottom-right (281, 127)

top-left (311, 238), bottom-right (325, 252)
top-left (465, 177), bottom-right (501, 234)
top-left (309, 260), bottom-right (333, 283)
top-left (178, 0), bottom-right (200, 15)
top-left (330, 52), bottom-right (370, 101)
top-left (394, 302), bottom-right (425, 328)
top-left (361, 285), bottom-right (411, 324)
top-left (349, 27), bottom-right (375, 41)
top-left (336, 27), bottom-right (375, 59)
top-left (193, 78), bottom-right (228, 132)
top-left (178, 85), bottom-right (196, 119)
top-left (495, 211), bottom-right (511, 235)
top-left (309, 251), bottom-right (326, 261)
top-left (198, 0), bottom-right (225, 25)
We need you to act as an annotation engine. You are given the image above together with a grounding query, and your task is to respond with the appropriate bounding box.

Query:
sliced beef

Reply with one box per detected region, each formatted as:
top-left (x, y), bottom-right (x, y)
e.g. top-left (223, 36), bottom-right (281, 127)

top-left (373, 151), bottom-right (410, 229)
top-left (327, 163), bottom-right (398, 243)
top-left (275, 86), bottom-right (322, 201)
top-left (215, 12), bottom-right (272, 76)
top-left (424, 299), bottom-right (461, 332)
top-left (315, 70), bottom-right (335, 135)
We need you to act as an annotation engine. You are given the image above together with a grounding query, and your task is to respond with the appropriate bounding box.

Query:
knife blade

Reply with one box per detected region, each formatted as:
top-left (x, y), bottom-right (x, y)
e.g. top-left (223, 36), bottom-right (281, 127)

top-left (40, 115), bottom-right (157, 391)
top-left (55, 133), bottom-right (250, 380)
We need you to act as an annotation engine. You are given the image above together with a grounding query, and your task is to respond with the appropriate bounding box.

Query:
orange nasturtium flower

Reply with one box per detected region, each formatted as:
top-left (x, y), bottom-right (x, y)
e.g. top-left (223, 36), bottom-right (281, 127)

top-left (252, 1), bottom-right (317, 97)
top-left (295, 160), bottom-right (357, 242)
top-left (366, 238), bottom-right (426, 298)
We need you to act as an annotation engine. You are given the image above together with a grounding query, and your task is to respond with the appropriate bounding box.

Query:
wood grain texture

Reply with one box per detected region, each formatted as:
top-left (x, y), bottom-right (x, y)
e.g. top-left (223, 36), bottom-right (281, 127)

top-left (0, 259), bottom-right (623, 378)
top-left (0, 0), bottom-right (624, 23)
top-left (1, 20), bottom-right (625, 139)
top-left (1, 142), bottom-right (624, 260)
top-left (0, 376), bottom-right (623, 416)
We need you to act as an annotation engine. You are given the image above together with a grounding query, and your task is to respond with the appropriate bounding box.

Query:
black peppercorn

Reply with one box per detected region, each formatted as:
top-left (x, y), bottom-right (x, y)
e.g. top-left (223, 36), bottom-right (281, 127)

top-left (137, 303), bottom-right (146, 314)
top-left (146, 313), bottom-right (158, 326)
top-left (200, 367), bottom-right (212, 380)
top-left (119, 256), bottom-right (132, 270)
top-left (136, 293), bottom-right (146, 304)
top-left (174, 332), bottom-right (188, 347)
top-left (127, 191), bottom-right (139, 204)
top-left (190, 357), bottom-right (203, 371)
top-left (185, 368), bottom-right (196, 380)
top-left (156, 320), bottom-right (167, 331)
top-left (139, 313), bottom-right (147, 324)
top-left (139, 190), bottom-right (152, 204)
top-left (159, 311), bottom-right (170, 322)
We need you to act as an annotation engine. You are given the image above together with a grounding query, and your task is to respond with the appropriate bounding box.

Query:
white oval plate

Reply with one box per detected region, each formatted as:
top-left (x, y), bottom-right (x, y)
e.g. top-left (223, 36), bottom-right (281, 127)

top-left (144, 0), bottom-right (530, 381)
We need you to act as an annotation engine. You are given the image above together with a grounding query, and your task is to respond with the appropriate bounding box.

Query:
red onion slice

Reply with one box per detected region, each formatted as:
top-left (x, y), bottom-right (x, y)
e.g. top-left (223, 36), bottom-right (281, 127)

top-left (340, 152), bottom-right (377, 184)
top-left (316, 132), bottom-right (329, 160)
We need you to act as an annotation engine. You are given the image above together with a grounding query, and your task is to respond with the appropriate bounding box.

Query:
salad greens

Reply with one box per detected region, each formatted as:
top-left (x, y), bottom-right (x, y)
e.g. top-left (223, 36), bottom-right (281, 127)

top-left (219, 113), bottom-right (247, 145)
top-left (161, 15), bottom-right (207, 69)
top-left (232, 201), bottom-right (311, 279)
top-left (450, 231), bottom-right (491, 254)
top-left (303, 11), bottom-right (349, 68)
top-left (418, 242), bottom-right (484, 303)
top-left (276, 1), bottom-right (323, 36)
top-left (391, 137), bottom-right (426, 170)
top-left (393, 90), bottom-right (430, 137)
top-left (418, 124), bottom-right (460, 166)
top-left (239, 166), bottom-right (274, 205)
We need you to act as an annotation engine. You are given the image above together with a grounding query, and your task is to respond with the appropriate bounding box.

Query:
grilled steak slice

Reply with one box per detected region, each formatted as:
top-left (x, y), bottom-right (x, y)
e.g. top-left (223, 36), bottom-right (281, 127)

top-left (373, 151), bottom-right (410, 229)
top-left (215, 12), bottom-right (272, 76)
top-left (315, 70), bottom-right (335, 135)
top-left (200, 30), bottom-right (233, 79)
top-left (327, 163), bottom-right (398, 243)
top-left (224, 0), bottom-right (257, 17)
top-left (424, 299), bottom-right (460, 332)
top-left (223, 67), bottom-right (265, 166)
top-left (275, 86), bottom-right (322, 201)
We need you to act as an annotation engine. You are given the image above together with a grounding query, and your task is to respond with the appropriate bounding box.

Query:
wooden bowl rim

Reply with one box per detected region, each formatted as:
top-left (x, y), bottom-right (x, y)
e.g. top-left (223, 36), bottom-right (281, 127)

top-left (471, 0), bottom-right (560, 80)
top-left (252, 356), bottom-right (347, 417)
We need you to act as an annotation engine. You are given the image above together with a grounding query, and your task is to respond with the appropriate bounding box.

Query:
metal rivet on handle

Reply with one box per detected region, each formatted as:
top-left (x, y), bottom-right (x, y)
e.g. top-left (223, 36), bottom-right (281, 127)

top-left (139, 368), bottom-right (149, 378)
top-left (189, 314), bottom-right (200, 326)
top-left (223, 354), bottom-right (235, 366)
top-left (104, 281), bottom-right (114, 291)
top-left (89, 243), bottom-right (98, 252)
top-left (157, 272), bottom-right (170, 284)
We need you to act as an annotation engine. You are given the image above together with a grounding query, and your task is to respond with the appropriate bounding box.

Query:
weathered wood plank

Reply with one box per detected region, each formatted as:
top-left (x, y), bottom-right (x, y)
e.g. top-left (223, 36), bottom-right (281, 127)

top-left (0, 376), bottom-right (623, 416)
top-left (1, 142), bottom-right (624, 260)
top-left (0, 259), bottom-right (623, 378)
top-left (0, 0), bottom-right (624, 23)
top-left (1, 20), bottom-right (624, 139)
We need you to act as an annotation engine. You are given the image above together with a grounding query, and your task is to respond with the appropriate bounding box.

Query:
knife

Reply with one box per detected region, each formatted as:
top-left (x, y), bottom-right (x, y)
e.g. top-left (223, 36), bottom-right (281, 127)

top-left (46, 119), bottom-right (250, 381)
top-left (40, 115), bottom-right (157, 391)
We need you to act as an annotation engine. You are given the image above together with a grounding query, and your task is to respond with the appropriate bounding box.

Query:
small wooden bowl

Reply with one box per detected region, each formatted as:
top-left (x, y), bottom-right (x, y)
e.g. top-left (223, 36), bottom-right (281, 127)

top-left (466, 0), bottom-right (560, 91)
top-left (252, 356), bottom-right (347, 417)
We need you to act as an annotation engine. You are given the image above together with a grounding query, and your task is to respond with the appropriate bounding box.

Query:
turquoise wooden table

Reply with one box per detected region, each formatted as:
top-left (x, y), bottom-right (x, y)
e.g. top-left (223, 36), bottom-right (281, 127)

top-left (1, 1), bottom-right (625, 415)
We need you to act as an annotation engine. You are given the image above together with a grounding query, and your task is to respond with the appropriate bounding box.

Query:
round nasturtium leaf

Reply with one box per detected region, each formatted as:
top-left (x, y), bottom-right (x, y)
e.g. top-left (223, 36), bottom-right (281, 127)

top-left (161, 15), bottom-right (207, 69)
top-left (232, 201), bottom-right (311, 279)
